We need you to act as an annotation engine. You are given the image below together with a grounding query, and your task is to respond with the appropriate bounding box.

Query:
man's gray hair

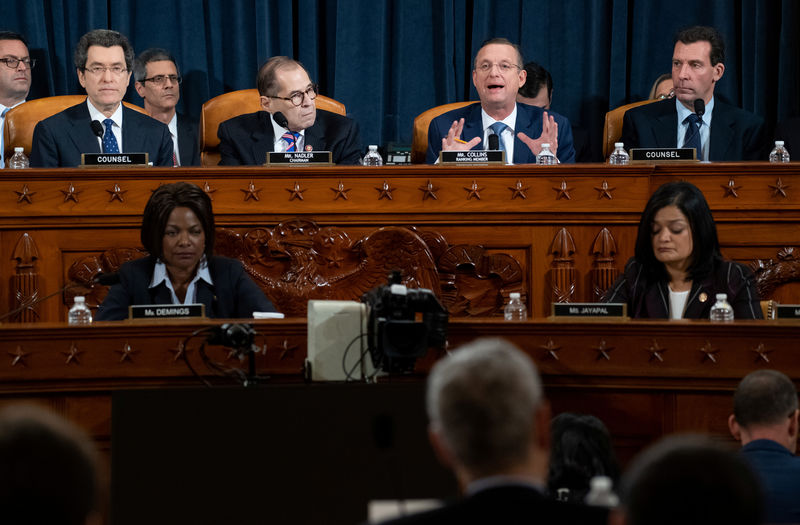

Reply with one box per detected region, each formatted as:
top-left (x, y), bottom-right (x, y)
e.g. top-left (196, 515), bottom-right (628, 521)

top-left (73, 29), bottom-right (134, 70)
top-left (734, 369), bottom-right (798, 428)
top-left (133, 47), bottom-right (178, 82)
top-left (426, 337), bottom-right (543, 476)
top-left (257, 56), bottom-right (307, 97)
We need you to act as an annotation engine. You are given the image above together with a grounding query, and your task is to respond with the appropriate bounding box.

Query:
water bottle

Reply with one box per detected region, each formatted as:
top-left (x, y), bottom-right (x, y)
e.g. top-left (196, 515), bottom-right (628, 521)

top-left (608, 142), bottom-right (630, 165)
top-left (709, 293), bottom-right (734, 322)
top-left (8, 147), bottom-right (29, 169)
top-left (584, 476), bottom-right (619, 508)
top-left (503, 292), bottom-right (527, 321)
top-left (68, 296), bottom-right (93, 325)
top-left (769, 140), bottom-right (790, 163)
top-left (536, 143), bottom-right (557, 165)
top-left (362, 145), bottom-right (384, 166)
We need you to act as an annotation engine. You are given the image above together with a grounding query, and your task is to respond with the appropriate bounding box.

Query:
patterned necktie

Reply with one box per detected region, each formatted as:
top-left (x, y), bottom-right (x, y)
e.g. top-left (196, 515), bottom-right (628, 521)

top-left (102, 118), bottom-right (120, 153)
top-left (489, 121), bottom-right (508, 152)
top-left (1, 107), bottom-right (9, 168)
top-left (281, 131), bottom-right (300, 152)
top-left (682, 113), bottom-right (702, 157)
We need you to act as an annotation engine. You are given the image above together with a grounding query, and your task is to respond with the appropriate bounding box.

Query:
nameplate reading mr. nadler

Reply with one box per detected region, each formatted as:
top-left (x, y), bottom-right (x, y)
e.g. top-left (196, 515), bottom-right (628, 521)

top-left (81, 152), bottom-right (149, 166)
top-left (266, 151), bottom-right (333, 166)
top-left (128, 304), bottom-right (205, 320)
top-left (630, 148), bottom-right (696, 162)
top-left (440, 150), bottom-right (505, 165)
top-left (776, 305), bottom-right (800, 319)
top-left (551, 302), bottom-right (627, 318)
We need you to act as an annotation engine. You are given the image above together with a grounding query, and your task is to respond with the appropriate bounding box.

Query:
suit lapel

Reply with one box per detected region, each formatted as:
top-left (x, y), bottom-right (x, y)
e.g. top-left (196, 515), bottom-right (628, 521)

top-left (67, 103), bottom-right (102, 155)
top-left (251, 112), bottom-right (274, 164)
top-left (708, 101), bottom-right (734, 161)
top-left (682, 276), bottom-right (713, 319)
top-left (149, 283), bottom-right (173, 305)
top-left (304, 114), bottom-right (324, 151)
top-left (513, 103), bottom-right (540, 164)
top-left (462, 104), bottom-right (484, 148)
top-left (653, 103), bottom-right (678, 148)
top-left (196, 279), bottom-right (216, 316)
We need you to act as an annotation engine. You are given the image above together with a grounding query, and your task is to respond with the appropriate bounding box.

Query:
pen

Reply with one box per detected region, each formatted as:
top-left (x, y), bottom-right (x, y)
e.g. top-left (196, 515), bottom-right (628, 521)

top-left (454, 138), bottom-right (467, 144)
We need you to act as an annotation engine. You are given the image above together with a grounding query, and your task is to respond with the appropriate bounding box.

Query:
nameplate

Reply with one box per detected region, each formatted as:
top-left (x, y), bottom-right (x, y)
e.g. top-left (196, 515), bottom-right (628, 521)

top-left (630, 148), bottom-right (696, 162)
top-left (128, 304), bottom-right (205, 319)
top-left (775, 305), bottom-right (800, 319)
top-left (440, 150), bottom-right (505, 165)
top-left (266, 151), bottom-right (333, 166)
top-left (551, 302), bottom-right (627, 318)
top-left (81, 152), bottom-right (149, 166)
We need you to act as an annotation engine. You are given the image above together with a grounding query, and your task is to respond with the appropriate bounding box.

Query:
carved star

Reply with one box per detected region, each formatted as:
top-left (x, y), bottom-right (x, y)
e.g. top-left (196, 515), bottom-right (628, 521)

top-left (699, 341), bottom-right (720, 363)
top-left (14, 184), bottom-right (36, 204)
top-left (279, 339), bottom-right (299, 360)
top-left (721, 179), bottom-right (741, 198)
top-left (286, 181), bottom-right (306, 201)
top-left (326, 253), bottom-right (344, 268)
top-left (321, 233), bottom-right (337, 245)
top-left (552, 180), bottom-right (573, 200)
top-left (751, 342), bottom-right (773, 363)
top-left (202, 181), bottom-right (218, 200)
top-left (168, 340), bottom-right (188, 362)
top-left (330, 180), bottom-right (351, 200)
top-left (418, 179), bottom-right (439, 200)
top-left (106, 183), bottom-right (127, 202)
top-left (8, 346), bottom-right (29, 367)
top-left (509, 180), bottom-right (530, 199)
top-left (644, 339), bottom-right (667, 362)
top-left (241, 180), bottom-right (261, 201)
top-left (592, 339), bottom-right (615, 361)
top-left (539, 338), bottom-right (562, 360)
top-left (62, 342), bottom-right (84, 365)
top-left (61, 182), bottom-right (81, 203)
top-left (594, 180), bottom-right (615, 200)
top-left (115, 341), bottom-right (138, 363)
top-left (375, 180), bottom-right (396, 200)
top-left (768, 178), bottom-right (789, 198)
top-left (464, 180), bottom-right (484, 200)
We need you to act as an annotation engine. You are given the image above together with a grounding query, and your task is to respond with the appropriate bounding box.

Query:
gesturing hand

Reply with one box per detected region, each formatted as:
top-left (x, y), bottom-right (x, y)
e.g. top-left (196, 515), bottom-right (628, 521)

top-left (442, 118), bottom-right (482, 151)
top-left (518, 111), bottom-right (558, 157)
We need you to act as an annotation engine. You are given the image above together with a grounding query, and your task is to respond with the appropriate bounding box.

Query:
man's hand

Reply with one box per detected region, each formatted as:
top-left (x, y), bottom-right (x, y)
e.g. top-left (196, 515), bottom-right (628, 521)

top-left (518, 111), bottom-right (558, 157)
top-left (441, 118), bottom-right (481, 151)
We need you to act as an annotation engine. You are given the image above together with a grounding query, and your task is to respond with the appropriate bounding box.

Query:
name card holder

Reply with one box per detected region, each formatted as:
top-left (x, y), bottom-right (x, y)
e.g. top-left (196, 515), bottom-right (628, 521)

top-left (81, 152), bottom-right (149, 167)
top-left (630, 148), bottom-right (696, 162)
top-left (266, 151), bottom-right (333, 166)
top-left (550, 302), bottom-right (628, 319)
top-left (129, 303), bottom-right (205, 320)
top-left (775, 304), bottom-right (800, 320)
top-left (440, 150), bottom-right (505, 165)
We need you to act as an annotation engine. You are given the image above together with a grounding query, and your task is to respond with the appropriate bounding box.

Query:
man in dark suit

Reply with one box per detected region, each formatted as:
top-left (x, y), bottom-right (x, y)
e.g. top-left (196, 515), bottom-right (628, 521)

top-left (217, 56), bottom-right (361, 165)
top-left (426, 38), bottom-right (575, 164)
top-left (133, 48), bottom-right (200, 166)
top-left (0, 31), bottom-right (32, 168)
top-left (728, 369), bottom-right (800, 524)
top-left (379, 337), bottom-right (607, 525)
top-left (30, 29), bottom-right (173, 168)
top-left (620, 26), bottom-right (765, 161)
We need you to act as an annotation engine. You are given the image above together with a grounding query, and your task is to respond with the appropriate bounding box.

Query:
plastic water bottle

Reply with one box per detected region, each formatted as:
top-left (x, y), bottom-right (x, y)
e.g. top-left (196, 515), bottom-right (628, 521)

top-left (362, 145), bottom-right (384, 166)
top-left (769, 140), bottom-right (790, 163)
top-left (68, 296), bottom-right (93, 325)
top-left (585, 476), bottom-right (619, 508)
top-left (536, 143), bottom-right (557, 165)
top-left (503, 292), bottom-right (527, 321)
top-left (709, 293), bottom-right (734, 322)
top-left (8, 147), bottom-right (29, 169)
top-left (608, 142), bottom-right (630, 165)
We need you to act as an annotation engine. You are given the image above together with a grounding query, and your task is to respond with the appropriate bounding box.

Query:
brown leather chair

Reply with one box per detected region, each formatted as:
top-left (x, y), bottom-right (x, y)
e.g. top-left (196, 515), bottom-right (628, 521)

top-left (410, 101), bottom-right (477, 164)
top-left (3, 95), bottom-right (149, 160)
top-left (199, 88), bottom-right (346, 167)
top-left (602, 98), bottom-right (659, 159)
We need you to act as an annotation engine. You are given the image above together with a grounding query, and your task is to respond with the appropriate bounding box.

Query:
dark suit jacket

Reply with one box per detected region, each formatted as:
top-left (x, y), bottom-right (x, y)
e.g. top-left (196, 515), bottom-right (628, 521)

top-left (217, 109), bottom-right (362, 165)
top-left (378, 485), bottom-right (608, 525)
top-left (426, 102), bottom-right (576, 164)
top-left (177, 112), bottom-right (201, 166)
top-left (30, 101), bottom-right (174, 167)
top-left (602, 257), bottom-right (763, 319)
top-left (775, 117), bottom-right (800, 157)
top-left (95, 255), bottom-right (276, 321)
top-left (740, 439), bottom-right (800, 524)
top-left (619, 98), bottom-right (766, 161)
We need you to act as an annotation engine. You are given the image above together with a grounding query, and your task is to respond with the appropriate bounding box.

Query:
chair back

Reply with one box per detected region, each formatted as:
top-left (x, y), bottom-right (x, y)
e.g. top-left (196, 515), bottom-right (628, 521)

top-left (411, 101), bottom-right (477, 164)
top-left (199, 88), bottom-right (346, 166)
top-left (4, 95), bottom-right (148, 159)
top-left (602, 98), bottom-right (659, 159)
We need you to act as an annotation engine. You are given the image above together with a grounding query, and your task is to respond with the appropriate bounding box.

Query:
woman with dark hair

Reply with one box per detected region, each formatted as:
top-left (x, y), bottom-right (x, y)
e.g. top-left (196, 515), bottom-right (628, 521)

top-left (96, 182), bottom-right (275, 320)
top-left (548, 413), bottom-right (619, 503)
top-left (603, 181), bottom-right (761, 319)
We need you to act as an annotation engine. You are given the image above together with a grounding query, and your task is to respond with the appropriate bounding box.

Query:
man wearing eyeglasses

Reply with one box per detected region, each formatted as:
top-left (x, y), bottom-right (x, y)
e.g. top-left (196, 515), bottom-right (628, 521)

top-left (0, 31), bottom-right (32, 168)
top-left (30, 29), bottom-right (173, 168)
top-left (217, 56), bottom-right (362, 165)
top-left (134, 48), bottom-right (199, 166)
top-left (426, 38), bottom-right (575, 164)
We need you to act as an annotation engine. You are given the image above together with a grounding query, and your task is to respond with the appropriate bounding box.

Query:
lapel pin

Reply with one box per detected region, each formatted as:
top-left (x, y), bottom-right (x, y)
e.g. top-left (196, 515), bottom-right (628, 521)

top-left (305, 145), bottom-right (313, 151)
top-left (699, 292), bottom-right (708, 303)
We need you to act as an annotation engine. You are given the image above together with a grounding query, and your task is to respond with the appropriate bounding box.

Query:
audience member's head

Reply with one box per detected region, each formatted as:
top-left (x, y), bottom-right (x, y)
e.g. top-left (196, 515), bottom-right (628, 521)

top-left (615, 435), bottom-right (763, 525)
top-left (0, 30), bottom-right (32, 107)
top-left (426, 337), bottom-right (548, 488)
top-left (133, 47), bottom-right (182, 120)
top-left (671, 25), bottom-right (725, 110)
top-left (0, 403), bottom-right (100, 525)
top-left (548, 412), bottom-right (619, 502)
top-left (517, 61), bottom-right (552, 109)
top-left (729, 369), bottom-right (799, 453)
top-left (471, 37), bottom-right (526, 120)
top-left (648, 73), bottom-right (673, 100)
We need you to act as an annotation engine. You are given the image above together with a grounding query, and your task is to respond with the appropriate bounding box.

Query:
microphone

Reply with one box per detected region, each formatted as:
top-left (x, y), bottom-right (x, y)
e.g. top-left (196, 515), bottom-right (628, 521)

top-left (0, 272), bottom-right (120, 323)
top-left (693, 98), bottom-right (705, 117)
top-left (488, 133), bottom-right (499, 151)
top-left (273, 112), bottom-right (289, 129)
top-left (91, 120), bottom-right (106, 153)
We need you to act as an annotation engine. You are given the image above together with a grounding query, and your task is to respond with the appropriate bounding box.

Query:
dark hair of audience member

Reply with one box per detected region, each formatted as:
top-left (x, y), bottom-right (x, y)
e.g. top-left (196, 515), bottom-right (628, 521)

top-left (733, 369), bottom-right (799, 428)
top-left (518, 61), bottom-right (553, 101)
top-left (140, 181), bottom-right (215, 259)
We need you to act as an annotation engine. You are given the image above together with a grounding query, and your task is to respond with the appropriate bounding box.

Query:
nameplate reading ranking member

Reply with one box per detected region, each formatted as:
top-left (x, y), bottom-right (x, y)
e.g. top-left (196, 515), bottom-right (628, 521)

top-left (440, 150), bottom-right (505, 165)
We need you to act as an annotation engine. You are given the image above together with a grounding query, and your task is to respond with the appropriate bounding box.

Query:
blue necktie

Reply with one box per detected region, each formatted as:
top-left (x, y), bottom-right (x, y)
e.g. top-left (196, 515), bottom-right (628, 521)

top-left (1, 107), bottom-right (9, 168)
top-left (103, 118), bottom-right (120, 153)
top-left (282, 131), bottom-right (300, 152)
top-left (682, 113), bottom-right (702, 157)
top-left (489, 121), bottom-right (508, 152)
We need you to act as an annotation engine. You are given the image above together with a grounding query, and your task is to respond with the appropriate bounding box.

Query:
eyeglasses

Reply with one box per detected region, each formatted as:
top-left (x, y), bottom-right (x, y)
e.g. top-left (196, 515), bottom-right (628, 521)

top-left (142, 74), bottom-right (182, 86)
top-left (269, 84), bottom-right (318, 107)
top-left (657, 90), bottom-right (675, 100)
top-left (0, 57), bottom-right (36, 69)
top-left (83, 66), bottom-right (128, 76)
top-left (476, 61), bottom-right (521, 74)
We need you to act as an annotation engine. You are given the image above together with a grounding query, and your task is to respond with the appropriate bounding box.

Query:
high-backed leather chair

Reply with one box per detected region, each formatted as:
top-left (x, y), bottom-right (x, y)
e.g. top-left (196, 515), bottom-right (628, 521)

top-left (602, 98), bottom-right (659, 159)
top-left (199, 88), bottom-right (346, 167)
top-left (410, 101), bottom-right (477, 164)
top-left (3, 95), bottom-right (149, 160)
